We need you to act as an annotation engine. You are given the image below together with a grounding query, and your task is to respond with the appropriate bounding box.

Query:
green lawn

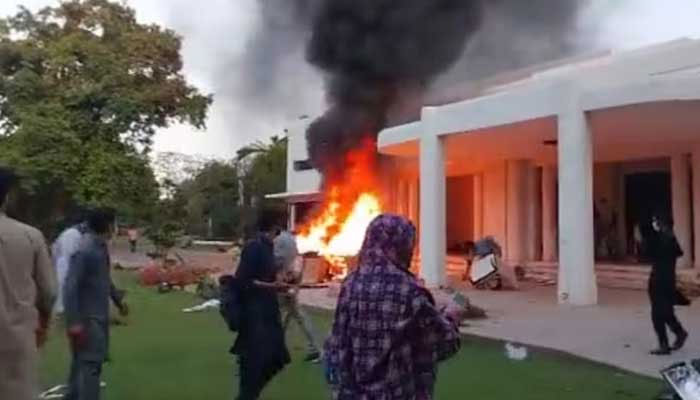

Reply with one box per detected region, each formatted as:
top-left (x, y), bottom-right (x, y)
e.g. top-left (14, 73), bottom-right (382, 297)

top-left (40, 271), bottom-right (662, 399)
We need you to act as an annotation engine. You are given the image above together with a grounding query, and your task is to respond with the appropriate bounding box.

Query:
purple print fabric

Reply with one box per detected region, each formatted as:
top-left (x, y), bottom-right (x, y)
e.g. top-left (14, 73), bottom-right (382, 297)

top-left (325, 214), bottom-right (460, 400)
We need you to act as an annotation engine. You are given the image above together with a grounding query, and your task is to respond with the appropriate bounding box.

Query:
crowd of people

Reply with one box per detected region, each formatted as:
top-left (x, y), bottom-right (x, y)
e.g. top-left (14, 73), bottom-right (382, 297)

top-left (224, 212), bottom-right (465, 400)
top-left (0, 163), bottom-right (693, 400)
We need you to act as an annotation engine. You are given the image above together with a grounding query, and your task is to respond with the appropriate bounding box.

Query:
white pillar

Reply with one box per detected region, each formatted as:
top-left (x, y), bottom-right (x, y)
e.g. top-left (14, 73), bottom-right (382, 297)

top-left (692, 148), bottom-right (700, 271)
top-left (527, 165), bottom-right (542, 262)
top-left (558, 107), bottom-right (597, 306)
top-left (542, 165), bottom-right (558, 262)
top-left (288, 203), bottom-right (297, 231)
top-left (671, 155), bottom-right (693, 268)
top-left (473, 173), bottom-right (483, 240)
top-left (419, 133), bottom-right (446, 287)
top-left (506, 160), bottom-right (529, 264)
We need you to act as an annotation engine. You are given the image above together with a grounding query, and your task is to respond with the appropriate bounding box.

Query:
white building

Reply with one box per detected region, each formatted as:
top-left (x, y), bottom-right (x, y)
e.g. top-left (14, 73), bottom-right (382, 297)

top-left (276, 39), bottom-right (700, 305)
top-left (379, 38), bottom-right (700, 305)
top-left (266, 117), bottom-right (322, 228)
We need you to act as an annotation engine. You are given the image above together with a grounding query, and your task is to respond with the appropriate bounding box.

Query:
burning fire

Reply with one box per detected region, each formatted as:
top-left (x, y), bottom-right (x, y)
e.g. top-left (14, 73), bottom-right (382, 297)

top-left (296, 139), bottom-right (382, 277)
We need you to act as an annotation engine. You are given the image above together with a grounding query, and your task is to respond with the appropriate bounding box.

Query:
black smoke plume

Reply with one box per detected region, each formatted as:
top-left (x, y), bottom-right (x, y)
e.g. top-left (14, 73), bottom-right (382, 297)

top-left (435, 0), bottom-right (595, 92)
top-left (305, 0), bottom-right (483, 179)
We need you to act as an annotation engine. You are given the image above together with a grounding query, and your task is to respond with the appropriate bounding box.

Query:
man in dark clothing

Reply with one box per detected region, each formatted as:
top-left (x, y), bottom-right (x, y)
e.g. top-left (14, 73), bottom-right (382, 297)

top-left (232, 213), bottom-right (290, 400)
top-left (63, 209), bottom-right (128, 400)
top-left (646, 215), bottom-right (688, 355)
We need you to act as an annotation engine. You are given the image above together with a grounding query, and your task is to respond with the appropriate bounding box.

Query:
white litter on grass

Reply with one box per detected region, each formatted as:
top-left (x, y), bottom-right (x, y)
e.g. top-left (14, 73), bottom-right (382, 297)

top-left (38, 384), bottom-right (66, 399)
top-left (505, 343), bottom-right (528, 361)
top-left (39, 394), bottom-right (63, 400)
top-left (38, 382), bottom-right (106, 399)
top-left (182, 299), bottom-right (220, 313)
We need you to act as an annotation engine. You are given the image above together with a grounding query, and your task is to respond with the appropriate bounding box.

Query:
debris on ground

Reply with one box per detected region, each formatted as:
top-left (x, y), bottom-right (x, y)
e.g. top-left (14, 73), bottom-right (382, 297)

top-left (661, 359), bottom-right (700, 399)
top-left (434, 287), bottom-right (488, 320)
top-left (39, 382), bottom-right (106, 399)
top-left (38, 384), bottom-right (66, 399)
top-left (182, 299), bottom-right (220, 313)
top-left (505, 343), bottom-right (528, 361)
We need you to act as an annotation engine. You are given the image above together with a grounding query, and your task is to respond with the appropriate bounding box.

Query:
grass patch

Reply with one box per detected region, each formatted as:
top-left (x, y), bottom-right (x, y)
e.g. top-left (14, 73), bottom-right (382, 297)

top-left (40, 271), bottom-right (662, 399)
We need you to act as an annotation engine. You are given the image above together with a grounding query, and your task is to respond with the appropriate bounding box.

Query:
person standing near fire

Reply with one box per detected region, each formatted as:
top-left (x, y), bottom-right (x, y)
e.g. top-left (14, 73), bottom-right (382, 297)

top-left (232, 212), bottom-right (290, 400)
top-left (274, 229), bottom-right (323, 363)
top-left (646, 214), bottom-right (688, 355)
top-left (325, 214), bottom-right (462, 399)
top-left (0, 167), bottom-right (56, 400)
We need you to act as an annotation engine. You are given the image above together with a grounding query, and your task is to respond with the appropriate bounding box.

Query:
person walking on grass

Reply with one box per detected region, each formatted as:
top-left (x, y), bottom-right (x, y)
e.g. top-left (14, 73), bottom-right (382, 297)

top-left (0, 167), bottom-right (57, 400)
top-left (274, 229), bottom-right (323, 363)
top-left (63, 209), bottom-right (128, 400)
top-left (325, 214), bottom-right (462, 400)
top-left (232, 212), bottom-right (290, 400)
top-left (646, 214), bottom-right (688, 356)
top-left (52, 212), bottom-right (88, 315)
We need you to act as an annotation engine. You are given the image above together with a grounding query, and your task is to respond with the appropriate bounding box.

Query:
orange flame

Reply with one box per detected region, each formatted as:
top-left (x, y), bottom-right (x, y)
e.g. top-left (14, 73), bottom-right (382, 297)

top-left (297, 139), bottom-right (382, 277)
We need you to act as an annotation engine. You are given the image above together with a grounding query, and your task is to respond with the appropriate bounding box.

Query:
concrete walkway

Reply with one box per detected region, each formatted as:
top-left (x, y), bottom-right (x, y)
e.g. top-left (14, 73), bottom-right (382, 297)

top-left (112, 247), bottom-right (234, 271)
top-left (299, 283), bottom-right (699, 378)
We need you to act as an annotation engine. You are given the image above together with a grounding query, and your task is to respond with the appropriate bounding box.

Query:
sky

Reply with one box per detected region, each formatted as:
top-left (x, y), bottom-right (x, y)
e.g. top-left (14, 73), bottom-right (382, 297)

top-left (1, 1), bottom-right (699, 158)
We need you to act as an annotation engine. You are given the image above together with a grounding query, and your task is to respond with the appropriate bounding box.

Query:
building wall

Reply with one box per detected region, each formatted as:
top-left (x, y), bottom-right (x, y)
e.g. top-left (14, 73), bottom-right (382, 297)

top-left (286, 118), bottom-right (322, 194)
top-left (446, 176), bottom-right (474, 247)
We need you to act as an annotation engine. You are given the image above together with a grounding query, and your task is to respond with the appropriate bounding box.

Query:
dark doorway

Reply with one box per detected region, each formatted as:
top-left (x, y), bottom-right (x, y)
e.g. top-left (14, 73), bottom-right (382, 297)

top-left (625, 172), bottom-right (671, 262)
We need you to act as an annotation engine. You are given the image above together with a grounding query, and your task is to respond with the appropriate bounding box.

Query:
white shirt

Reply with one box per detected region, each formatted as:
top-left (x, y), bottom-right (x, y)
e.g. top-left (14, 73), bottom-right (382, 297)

top-left (51, 225), bottom-right (83, 313)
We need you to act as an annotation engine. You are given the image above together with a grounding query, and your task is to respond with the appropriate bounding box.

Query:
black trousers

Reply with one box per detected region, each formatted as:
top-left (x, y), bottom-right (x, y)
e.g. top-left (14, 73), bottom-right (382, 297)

top-left (650, 293), bottom-right (686, 348)
top-left (237, 355), bottom-right (273, 400)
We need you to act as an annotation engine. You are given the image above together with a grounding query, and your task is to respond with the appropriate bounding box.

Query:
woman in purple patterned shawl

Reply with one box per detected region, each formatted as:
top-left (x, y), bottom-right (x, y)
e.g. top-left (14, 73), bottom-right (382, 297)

top-left (324, 214), bottom-right (461, 400)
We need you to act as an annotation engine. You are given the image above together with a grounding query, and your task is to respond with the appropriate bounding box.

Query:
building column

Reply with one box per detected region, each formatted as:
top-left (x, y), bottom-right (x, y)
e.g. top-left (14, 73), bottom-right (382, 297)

top-left (558, 107), bottom-right (597, 306)
top-left (288, 203), bottom-right (297, 231)
top-left (473, 173), bottom-right (484, 240)
top-left (692, 148), bottom-right (700, 271)
top-left (671, 154), bottom-right (693, 268)
top-left (506, 160), bottom-right (529, 264)
top-left (527, 165), bottom-right (542, 262)
top-left (542, 165), bottom-right (558, 262)
top-left (419, 134), bottom-right (446, 287)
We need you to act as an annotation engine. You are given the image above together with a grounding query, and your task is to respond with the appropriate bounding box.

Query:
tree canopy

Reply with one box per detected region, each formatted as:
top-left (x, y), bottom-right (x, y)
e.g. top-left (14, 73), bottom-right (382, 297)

top-left (0, 0), bottom-right (211, 234)
top-left (168, 135), bottom-right (288, 241)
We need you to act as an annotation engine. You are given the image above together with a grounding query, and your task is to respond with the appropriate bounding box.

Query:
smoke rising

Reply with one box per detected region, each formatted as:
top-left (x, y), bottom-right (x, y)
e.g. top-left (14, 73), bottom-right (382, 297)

top-left (305, 0), bottom-right (483, 179)
top-left (303, 0), bottom-right (595, 182)
top-left (435, 0), bottom-right (595, 91)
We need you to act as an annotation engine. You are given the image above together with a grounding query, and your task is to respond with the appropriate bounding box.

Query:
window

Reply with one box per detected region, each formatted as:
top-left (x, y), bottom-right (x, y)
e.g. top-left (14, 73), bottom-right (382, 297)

top-left (293, 160), bottom-right (314, 171)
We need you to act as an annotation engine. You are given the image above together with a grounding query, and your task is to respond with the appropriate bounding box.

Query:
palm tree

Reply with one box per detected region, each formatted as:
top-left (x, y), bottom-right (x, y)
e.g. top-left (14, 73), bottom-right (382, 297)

top-left (234, 135), bottom-right (286, 163)
top-left (234, 135), bottom-right (288, 207)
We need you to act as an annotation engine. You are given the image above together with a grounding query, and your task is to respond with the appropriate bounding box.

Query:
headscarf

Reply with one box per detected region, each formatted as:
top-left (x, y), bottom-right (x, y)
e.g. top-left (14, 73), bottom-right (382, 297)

top-left (357, 214), bottom-right (416, 271)
top-left (325, 214), bottom-right (459, 399)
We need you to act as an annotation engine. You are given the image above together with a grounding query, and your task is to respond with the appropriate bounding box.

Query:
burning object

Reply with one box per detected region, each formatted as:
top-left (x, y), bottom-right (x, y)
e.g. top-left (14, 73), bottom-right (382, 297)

top-left (296, 140), bottom-right (382, 278)
top-left (294, 1), bottom-right (483, 278)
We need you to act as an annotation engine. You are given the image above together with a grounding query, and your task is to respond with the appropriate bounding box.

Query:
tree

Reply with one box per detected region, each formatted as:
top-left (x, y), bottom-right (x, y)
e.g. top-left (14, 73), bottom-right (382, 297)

top-left (145, 185), bottom-right (186, 266)
top-left (236, 135), bottom-right (287, 237)
top-left (176, 161), bottom-right (240, 238)
top-left (0, 0), bottom-right (211, 233)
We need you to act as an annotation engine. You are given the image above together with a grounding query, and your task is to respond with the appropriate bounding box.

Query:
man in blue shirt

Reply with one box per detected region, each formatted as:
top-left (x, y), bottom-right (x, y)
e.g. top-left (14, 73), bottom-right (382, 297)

top-left (63, 209), bottom-right (127, 400)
